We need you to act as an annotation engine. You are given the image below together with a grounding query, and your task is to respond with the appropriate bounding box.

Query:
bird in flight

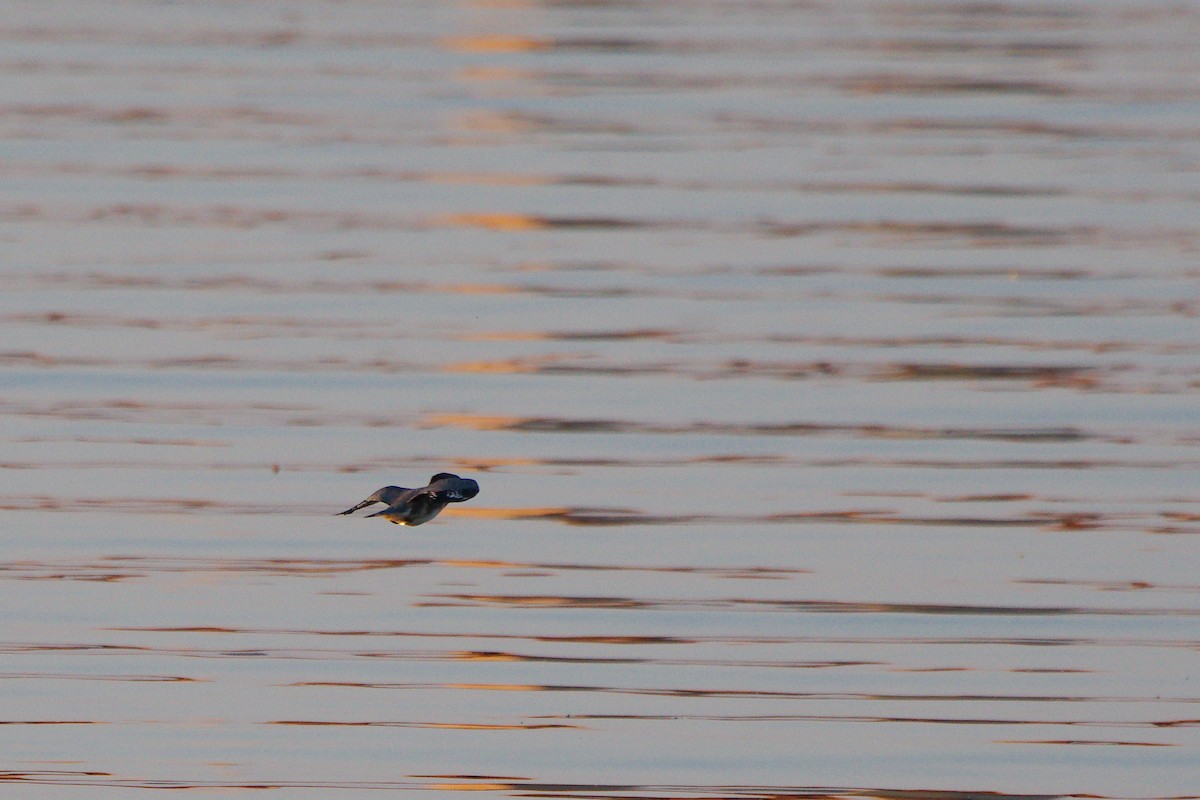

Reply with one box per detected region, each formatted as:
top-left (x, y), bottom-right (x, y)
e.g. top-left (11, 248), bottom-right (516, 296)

top-left (338, 473), bottom-right (480, 526)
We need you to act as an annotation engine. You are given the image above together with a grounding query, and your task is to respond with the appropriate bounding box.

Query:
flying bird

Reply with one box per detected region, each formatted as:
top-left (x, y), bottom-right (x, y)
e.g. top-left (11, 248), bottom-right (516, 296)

top-left (338, 473), bottom-right (480, 526)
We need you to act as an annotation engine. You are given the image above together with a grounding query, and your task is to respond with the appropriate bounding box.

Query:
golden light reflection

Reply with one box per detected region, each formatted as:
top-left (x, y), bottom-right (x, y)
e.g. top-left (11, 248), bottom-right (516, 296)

top-left (444, 457), bottom-right (541, 469)
top-left (420, 413), bottom-right (522, 431)
top-left (441, 35), bottom-right (549, 53)
top-left (446, 506), bottom-right (571, 520)
top-left (459, 66), bottom-right (534, 82)
top-left (438, 559), bottom-right (511, 569)
top-left (443, 360), bottom-right (535, 375)
top-left (453, 651), bottom-right (521, 662)
top-left (440, 282), bottom-right (520, 295)
top-left (433, 213), bottom-right (546, 231)
top-left (455, 110), bottom-right (543, 134)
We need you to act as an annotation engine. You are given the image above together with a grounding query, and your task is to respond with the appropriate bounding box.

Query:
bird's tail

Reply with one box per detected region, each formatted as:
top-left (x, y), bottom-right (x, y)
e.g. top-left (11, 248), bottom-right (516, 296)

top-left (366, 506), bottom-right (408, 525)
top-left (365, 504), bottom-right (405, 519)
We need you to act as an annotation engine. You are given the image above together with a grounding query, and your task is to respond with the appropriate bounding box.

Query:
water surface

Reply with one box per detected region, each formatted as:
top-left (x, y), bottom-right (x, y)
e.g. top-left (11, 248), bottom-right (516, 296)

top-left (1, 1), bottom-right (1198, 798)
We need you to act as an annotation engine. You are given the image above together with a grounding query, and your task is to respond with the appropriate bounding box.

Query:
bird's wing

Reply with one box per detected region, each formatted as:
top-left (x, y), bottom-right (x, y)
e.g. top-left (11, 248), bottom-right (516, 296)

top-left (337, 485), bottom-right (409, 516)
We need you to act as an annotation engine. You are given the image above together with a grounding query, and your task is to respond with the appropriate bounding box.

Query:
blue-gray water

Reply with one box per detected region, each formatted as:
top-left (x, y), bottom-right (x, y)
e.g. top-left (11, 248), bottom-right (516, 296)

top-left (1, 1), bottom-right (1198, 797)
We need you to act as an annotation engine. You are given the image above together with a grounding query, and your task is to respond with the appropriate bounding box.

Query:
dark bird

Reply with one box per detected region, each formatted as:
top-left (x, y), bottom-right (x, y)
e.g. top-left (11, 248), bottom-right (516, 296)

top-left (338, 473), bottom-right (480, 526)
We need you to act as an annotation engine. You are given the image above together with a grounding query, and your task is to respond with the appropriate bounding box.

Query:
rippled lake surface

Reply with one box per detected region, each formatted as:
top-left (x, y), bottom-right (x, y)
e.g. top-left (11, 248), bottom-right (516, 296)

top-left (2, 1), bottom-right (1199, 797)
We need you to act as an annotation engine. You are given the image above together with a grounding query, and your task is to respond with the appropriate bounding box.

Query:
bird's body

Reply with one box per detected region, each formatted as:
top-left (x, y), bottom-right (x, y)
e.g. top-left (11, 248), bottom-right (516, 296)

top-left (338, 473), bottom-right (479, 526)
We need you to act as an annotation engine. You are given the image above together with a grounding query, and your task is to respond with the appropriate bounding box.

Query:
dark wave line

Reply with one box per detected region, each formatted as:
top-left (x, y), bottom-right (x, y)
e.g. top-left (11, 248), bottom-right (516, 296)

top-left (4, 201), bottom-right (1176, 249)
top-left (420, 413), bottom-right (1103, 443)
top-left (269, 719), bottom-right (580, 730)
top-left (0, 672), bottom-right (199, 682)
top-left (5, 159), bottom-right (1105, 199)
top-left (105, 626), bottom-right (1200, 648)
top-left (419, 594), bottom-right (1200, 617)
top-left (0, 768), bottom-right (1083, 798)
top-left (8, 496), bottom-right (1188, 534)
top-left (0, 556), bottom-right (798, 582)
top-left (6, 454), bottom-right (1200, 473)
top-left (290, 681), bottom-right (1200, 706)
top-left (527, 712), bottom-right (1198, 729)
top-left (0, 347), bottom-right (1133, 385)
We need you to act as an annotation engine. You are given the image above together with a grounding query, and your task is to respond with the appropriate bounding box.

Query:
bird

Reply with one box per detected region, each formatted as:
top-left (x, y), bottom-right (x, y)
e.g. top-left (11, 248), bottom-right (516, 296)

top-left (338, 473), bottom-right (480, 526)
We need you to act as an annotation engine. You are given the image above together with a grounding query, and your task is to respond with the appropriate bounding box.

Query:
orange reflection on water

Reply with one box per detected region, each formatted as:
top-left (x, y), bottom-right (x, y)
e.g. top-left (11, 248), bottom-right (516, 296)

top-left (443, 360), bottom-right (536, 375)
top-left (439, 282), bottom-right (521, 295)
top-left (434, 213), bottom-right (547, 231)
top-left (458, 66), bottom-right (535, 83)
top-left (432, 211), bottom-right (645, 231)
top-left (446, 506), bottom-right (572, 521)
top-left (420, 413), bottom-right (519, 431)
top-left (454, 651), bottom-right (521, 662)
top-left (441, 35), bottom-right (549, 53)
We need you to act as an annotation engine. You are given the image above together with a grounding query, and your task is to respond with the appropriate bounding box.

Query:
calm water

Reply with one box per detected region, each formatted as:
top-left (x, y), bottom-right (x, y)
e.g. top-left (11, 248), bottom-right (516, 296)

top-left (2, 1), bottom-right (1199, 797)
